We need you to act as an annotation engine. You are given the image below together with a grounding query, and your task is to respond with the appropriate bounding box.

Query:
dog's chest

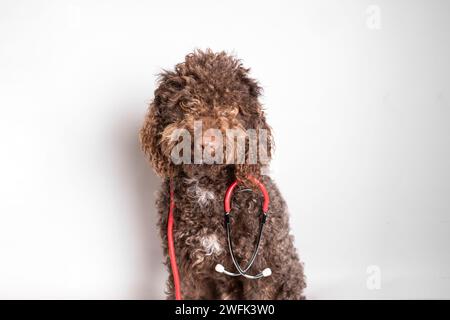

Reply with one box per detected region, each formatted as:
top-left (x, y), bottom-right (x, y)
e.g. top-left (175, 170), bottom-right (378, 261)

top-left (174, 180), bottom-right (263, 264)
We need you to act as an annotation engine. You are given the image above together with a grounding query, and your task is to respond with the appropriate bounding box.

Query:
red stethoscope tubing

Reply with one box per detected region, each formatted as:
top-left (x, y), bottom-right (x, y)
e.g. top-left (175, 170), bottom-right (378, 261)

top-left (167, 180), bottom-right (182, 300)
top-left (224, 176), bottom-right (269, 213)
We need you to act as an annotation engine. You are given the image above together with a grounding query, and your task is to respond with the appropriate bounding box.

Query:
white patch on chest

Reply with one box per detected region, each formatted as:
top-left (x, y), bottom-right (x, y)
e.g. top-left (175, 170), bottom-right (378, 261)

top-left (185, 178), bottom-right (216, 207)
top-left (201, 234), bottom-right (222, 256)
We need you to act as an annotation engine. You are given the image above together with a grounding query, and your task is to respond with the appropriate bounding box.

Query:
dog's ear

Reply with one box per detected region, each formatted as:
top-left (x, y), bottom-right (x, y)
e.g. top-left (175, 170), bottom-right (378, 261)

top-left (235, 113), bottom-right (274, 183)
top-left (140, 101), bottom-right (173, 177)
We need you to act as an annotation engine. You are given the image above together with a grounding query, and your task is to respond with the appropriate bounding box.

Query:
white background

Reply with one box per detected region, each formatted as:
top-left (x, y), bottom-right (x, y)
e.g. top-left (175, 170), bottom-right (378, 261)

top-left (1, 0), bottom-right (449, 299)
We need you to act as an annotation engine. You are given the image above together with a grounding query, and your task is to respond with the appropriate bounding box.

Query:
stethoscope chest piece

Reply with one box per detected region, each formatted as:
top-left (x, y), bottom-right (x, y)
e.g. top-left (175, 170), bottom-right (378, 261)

top-left (215, 176), bottom-right (272, 279)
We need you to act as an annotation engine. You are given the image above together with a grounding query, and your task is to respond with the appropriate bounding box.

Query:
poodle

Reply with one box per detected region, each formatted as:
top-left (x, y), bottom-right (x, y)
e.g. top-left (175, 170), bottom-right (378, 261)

top-left (140, 49), bottom-right (306, 299)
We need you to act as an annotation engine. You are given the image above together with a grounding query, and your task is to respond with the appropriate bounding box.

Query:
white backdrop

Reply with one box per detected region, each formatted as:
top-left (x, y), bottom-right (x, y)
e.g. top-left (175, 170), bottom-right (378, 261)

top-left (1, 0), bottom-right (449, 299)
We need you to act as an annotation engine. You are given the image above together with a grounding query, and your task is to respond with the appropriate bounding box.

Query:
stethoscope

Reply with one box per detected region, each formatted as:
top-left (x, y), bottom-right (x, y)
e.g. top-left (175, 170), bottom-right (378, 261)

top-left (167, 175), bottom-right (272, 300)
top-left (215, 176), bottom-right (272, 279)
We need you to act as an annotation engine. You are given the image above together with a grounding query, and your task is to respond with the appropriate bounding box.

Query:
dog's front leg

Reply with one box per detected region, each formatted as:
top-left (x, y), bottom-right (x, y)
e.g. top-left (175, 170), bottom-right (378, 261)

top-left (243, 269), bottom-right (305, 300)
top-left (165, 272), bottom-right (218, 300)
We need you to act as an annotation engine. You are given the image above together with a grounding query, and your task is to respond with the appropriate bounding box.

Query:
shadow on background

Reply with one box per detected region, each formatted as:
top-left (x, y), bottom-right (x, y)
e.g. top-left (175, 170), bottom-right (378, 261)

top-left (118, 104), bottom-right (166, 299)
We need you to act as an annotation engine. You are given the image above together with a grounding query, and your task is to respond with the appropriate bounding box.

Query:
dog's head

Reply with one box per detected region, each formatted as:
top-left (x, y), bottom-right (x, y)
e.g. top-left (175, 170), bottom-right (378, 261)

top-left (140, 49), bottom-right (273, 180)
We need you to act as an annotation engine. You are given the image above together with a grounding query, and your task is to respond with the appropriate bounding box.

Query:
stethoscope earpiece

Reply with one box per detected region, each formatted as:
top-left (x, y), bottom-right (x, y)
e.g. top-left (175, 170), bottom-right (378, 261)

top-left (262, 268), bottom-right (272, 277)
top-left (215, 263), bottom-right (272, 279)
top-left (215, 264), bottom-right (225, 273)
top-left (217, 176), bottom-right (272, 280)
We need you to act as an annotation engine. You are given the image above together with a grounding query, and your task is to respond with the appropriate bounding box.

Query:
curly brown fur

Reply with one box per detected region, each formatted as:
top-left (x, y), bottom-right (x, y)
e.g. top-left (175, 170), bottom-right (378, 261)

top-left (140, 49), bottom-right (306, 299)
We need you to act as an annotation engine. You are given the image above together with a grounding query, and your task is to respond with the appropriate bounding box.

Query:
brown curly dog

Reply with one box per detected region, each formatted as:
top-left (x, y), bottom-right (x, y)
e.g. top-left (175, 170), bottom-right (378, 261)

top-left (140, 49), bottom-right (306, 300)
